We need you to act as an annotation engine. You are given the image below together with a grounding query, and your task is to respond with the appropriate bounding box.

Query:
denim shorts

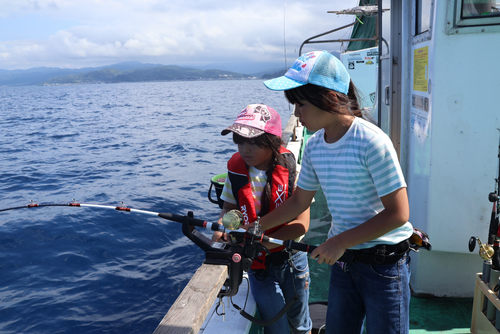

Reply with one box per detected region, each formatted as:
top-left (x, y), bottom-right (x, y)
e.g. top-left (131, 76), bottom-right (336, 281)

top-left (325, 254), bottom-right (411, 334)
top-left (248, 251), bottom-right (312, 334)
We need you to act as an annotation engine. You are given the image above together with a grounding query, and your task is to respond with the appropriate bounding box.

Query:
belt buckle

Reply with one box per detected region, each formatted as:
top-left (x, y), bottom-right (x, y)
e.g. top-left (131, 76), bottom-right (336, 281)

top-left (374, 248), bottom-right (386, 264)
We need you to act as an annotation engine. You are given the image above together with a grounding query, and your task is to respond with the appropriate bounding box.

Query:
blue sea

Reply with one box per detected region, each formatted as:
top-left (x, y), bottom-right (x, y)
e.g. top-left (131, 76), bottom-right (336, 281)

top-left (0, 80), bottom-right (294, 334)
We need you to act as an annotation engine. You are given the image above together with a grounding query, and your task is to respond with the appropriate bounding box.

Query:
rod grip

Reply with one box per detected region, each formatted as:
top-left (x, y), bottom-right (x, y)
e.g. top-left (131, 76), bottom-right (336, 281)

top-left (284, 240), bottom-right (317, 254)
top-left (158, 212), bottom-right (207, 228)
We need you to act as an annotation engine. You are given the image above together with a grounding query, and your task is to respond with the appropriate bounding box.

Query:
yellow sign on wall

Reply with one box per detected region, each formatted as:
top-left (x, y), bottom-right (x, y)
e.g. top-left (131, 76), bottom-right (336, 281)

top-left (413, 46), bottom-right (429, 92)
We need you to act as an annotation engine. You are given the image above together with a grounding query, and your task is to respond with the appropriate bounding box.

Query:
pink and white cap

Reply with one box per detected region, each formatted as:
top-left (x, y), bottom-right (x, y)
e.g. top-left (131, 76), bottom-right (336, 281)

top-left (221, 104), bottom-right (282, 138)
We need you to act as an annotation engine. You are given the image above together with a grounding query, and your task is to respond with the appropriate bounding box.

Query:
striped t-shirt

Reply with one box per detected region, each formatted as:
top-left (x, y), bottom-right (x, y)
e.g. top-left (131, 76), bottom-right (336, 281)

top-left (221, 166), bottom-right (267, 214)
top-left (297, 117), bottom-right (413, 249)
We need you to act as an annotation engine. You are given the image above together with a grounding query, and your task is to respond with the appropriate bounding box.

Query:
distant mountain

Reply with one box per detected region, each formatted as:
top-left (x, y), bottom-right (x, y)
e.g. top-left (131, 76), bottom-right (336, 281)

top-left (261, 69), bottom-right (287, 80)
top-left (110, 65), bottom-right (251, 83)
top-left (99, 61), bottom-right (164, 72)
top-left (0, 67), bottom-right (88, 86)
top-left (197, 61), bottom-right (286, 76)
top-left (0, 62), bottom-right (256, 86)
top-left (0, 52), bottom-right (343, 86)
top-left (44, 69), bottom-right (123, 85)
top-left (0, 62), bottom-right (164, 87)
top-left (42, 65), bottom-right (253, 85)
top-left (259, 51), bottom-right (342, 79)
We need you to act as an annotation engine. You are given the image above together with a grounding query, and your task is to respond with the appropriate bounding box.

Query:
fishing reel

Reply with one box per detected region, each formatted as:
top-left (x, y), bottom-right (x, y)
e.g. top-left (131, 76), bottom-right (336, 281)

top-left (181, 209), bottom-right (269, 299)
top-left (222, 210), bottom-right (270, 263)
top-left (221, 209), bottom-right (244, 230)
top-left (469, 236), bottom-right (495, 260)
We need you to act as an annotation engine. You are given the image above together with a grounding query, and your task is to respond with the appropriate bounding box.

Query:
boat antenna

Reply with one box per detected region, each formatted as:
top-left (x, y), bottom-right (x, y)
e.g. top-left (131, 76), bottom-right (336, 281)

top-left (283, 2), bottom-right (293, 115)
top-left (283, 2), bottom-right (288, 71)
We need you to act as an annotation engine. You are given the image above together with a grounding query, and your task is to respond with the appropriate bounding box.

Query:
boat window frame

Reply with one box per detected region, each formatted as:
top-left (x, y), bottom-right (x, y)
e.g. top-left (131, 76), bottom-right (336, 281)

top-left (412, 0), bottom-right (434, 44)
top-left (446, 0), bottom-right (500, 34)
top-left (416, 0), bottom-right (433, 34)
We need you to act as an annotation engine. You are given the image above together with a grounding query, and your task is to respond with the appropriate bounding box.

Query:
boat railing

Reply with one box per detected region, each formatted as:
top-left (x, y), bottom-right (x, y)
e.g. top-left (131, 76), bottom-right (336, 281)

top-left (298, 6), bottom-right (389, 55)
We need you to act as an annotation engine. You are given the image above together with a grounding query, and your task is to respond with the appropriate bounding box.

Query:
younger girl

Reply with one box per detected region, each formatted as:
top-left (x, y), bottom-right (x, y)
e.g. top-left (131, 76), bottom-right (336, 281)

top-left (259, 51), bottom-right (414, 334)
top-left (213, 104), bottom-right (312, 334)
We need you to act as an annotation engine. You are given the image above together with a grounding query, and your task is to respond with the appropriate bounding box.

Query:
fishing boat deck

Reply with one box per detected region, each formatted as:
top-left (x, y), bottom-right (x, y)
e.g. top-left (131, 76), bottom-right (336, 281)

top-left (409, 297), bottom-right (473, 333)
top-left (305, 228), bottom-right (474, 333)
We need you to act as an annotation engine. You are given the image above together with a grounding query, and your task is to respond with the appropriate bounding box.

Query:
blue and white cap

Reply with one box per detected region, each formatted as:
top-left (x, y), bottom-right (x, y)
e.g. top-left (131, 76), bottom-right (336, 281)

top-left (264, 51), bottom-right (350, 95)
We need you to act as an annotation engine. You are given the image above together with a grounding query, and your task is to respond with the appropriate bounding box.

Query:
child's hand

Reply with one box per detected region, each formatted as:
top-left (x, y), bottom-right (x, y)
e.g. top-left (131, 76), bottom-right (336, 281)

top-left (212, 230), bottom-right (228, 242)
top-left (310, 236), bottom-right (346, 265)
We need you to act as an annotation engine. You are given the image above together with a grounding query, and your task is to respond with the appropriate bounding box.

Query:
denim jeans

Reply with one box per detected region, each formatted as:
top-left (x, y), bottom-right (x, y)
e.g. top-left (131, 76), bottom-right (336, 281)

top-left (248, 251), bottom-right (312, 334)
top-left (325, 254), bottom-right (411, 334)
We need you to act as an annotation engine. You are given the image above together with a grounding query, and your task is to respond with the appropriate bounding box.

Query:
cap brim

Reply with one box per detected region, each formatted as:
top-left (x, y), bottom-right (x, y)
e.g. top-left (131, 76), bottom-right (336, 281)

top-left (264, 76), bottom-right (306, 91)
top-left (221, 124), bottom-right (265, 138)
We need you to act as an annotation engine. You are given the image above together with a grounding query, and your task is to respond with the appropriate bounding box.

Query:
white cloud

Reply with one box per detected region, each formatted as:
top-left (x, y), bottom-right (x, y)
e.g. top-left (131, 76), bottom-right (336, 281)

top-left (0, 0), bottom-right (359, 70)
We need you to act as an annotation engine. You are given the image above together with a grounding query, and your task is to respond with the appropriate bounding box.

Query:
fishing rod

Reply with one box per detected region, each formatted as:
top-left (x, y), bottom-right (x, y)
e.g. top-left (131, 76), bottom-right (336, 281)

top-left (489, 130), bottom-right (500, 270)
top-left (0, 199), bottom-right (317, 326)
top-left (0, 199), bottom-right (233, 233)
top-left (469, 129), bottom-right (500, 283)
top-left (0, 199), bottom-right (309, 245)
top-left (3, 198), bottom-right (421, 262)
top-left (1, 200), bottom-right (423, 261)
top-left (0, 199), bottom-right (314, 249)
top-left (1, 200), bottom-right (427, 326)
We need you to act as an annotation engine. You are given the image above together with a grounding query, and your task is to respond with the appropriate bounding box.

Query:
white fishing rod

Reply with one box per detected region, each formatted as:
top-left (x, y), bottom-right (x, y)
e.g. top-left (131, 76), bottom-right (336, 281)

top-left (0, 199), bottom-right (244, 232)
top-left (0, 199), bottom-right (320, 326)
top-left (0, 200), bottom-right (317, 253)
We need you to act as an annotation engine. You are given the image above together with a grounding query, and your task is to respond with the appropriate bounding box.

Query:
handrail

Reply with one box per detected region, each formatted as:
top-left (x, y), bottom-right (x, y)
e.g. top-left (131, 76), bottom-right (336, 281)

top-left (298, 20), bottom-right (389, 57)
top-left (298, 4), bottom-right (389, 128)
top-left (300, 38), bottom-right (389, 56)
top-left (299, 22), bottom-right (356, 55)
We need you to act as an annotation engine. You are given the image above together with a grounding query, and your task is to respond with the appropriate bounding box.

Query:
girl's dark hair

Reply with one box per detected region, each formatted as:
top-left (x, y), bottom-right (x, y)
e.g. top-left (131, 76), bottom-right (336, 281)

top-left (284, 81), bottom-right (362, 117)
top-left (233, 132), bottom-right (292, 216)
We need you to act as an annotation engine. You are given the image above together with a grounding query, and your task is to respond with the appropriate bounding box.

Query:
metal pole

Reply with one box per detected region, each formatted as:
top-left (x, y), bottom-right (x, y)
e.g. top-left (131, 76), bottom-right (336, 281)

top-left (378, 0), bottom-right (383, 128)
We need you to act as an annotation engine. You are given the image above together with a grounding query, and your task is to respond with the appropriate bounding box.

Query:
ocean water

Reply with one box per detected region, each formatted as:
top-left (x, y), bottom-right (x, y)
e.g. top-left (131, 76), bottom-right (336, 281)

top-left (0, 80), bottom-right (293, 334)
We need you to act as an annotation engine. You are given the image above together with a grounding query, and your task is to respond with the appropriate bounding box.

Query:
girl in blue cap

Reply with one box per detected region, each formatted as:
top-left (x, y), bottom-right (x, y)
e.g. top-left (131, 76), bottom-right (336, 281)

top-left (214, 104), bottom-right (312, 334)
top-left (260, 51), bottom-right (413, 334)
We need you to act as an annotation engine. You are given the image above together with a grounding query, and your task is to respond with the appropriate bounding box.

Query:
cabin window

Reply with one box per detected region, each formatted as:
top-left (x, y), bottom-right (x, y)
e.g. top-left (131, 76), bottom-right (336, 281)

top-left (447, 0), bottom-right (500, 33)
top-left (416, 0), bottom-right (433, 34)
top-left (461, 0), bottom-right (500, 18)
top-left (450, 0), bottom-right (500, 30)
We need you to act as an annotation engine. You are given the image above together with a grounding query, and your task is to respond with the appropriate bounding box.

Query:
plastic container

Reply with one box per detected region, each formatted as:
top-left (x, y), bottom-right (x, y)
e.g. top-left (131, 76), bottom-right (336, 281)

top-left (208, 173), bottom-right (227, 209)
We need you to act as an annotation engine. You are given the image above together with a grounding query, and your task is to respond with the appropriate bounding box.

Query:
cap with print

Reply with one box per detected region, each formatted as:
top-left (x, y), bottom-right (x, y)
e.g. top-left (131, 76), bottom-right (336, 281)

top-left (221, 104), bottom-right (282, 138)
top-left (264, 50), bottom-right (350, 95)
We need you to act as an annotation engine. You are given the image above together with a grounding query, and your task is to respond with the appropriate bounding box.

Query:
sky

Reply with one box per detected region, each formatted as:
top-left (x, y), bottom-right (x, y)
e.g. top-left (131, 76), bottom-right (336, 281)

top-left (0, 0), bottom-right (359, 72)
